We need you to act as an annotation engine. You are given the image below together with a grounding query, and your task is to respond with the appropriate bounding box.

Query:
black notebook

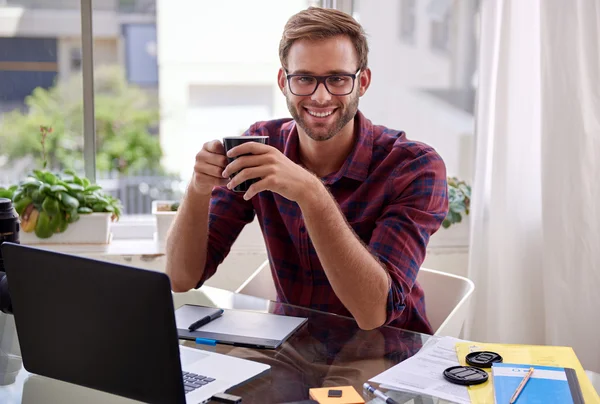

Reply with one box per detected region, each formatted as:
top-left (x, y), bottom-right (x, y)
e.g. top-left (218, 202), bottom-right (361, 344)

top-left (175, 304), bottom-right (308, 349)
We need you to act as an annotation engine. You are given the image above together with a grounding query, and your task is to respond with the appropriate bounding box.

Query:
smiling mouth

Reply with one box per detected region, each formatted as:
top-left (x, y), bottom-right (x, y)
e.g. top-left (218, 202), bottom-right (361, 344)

top-left (304, 107), bottom-right (337, 118)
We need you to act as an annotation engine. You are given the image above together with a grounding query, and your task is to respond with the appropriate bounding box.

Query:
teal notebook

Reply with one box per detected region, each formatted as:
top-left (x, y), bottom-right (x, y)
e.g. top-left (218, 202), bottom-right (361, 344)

top-left (492, 363), bottom-right (584, 404)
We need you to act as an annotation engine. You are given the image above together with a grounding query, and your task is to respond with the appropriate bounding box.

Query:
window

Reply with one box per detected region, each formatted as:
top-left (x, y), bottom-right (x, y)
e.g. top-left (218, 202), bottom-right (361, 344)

top-left (355, 0), bottom-right (478, 184)
top-left (89, 0), bottom-right (311, 224)
top-left (430, 10), bottom-right (451, 53)
top-left (400, 0), bottom-right (417, 42)
top-left (1, 1), bottom-right (479, 241)
top-left (0, 1), bottom-right (84, 188)
top-left (428, 0), bottom-right (453, 53)
top-left (70, 48), bottom-right (82, 71)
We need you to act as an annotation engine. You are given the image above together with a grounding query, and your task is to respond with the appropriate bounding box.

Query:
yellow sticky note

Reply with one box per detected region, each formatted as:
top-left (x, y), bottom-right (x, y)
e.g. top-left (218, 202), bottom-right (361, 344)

top-left (455, 341), bottom-right (600, 404)
top-left (309, 386), bottom-right (365, 404)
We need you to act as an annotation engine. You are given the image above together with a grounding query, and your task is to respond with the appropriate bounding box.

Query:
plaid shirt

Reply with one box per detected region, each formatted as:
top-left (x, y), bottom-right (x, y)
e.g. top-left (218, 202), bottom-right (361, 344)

top-left (199, 110), bottom-right (448, 334)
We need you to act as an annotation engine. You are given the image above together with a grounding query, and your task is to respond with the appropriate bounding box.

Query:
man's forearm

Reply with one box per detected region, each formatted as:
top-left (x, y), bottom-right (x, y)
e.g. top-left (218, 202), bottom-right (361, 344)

top-left (165, 186), bottom-right (211, 292)
top-left (299, 181), bottom-right (390, 330)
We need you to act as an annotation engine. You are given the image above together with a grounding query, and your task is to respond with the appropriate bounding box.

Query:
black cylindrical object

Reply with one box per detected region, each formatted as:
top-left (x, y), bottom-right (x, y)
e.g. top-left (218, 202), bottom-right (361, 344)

top-left (0, 197), bottom-right (20, 314)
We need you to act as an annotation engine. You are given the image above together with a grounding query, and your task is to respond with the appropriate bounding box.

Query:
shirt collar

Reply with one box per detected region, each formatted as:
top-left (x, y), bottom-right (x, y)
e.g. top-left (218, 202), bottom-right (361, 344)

top-left (282, 110), bottom-right (373, 184)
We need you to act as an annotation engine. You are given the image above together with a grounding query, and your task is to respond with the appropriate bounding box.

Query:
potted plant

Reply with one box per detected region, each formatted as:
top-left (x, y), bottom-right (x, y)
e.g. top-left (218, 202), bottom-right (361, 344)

top-left (427, 177), bottom-right (472, 248)
top-left (442, 176), bottom-right (471, 229)
top-left (152, 200), bottom-right (180, 244)
top-left (0, 126), bottom-right (122, 244)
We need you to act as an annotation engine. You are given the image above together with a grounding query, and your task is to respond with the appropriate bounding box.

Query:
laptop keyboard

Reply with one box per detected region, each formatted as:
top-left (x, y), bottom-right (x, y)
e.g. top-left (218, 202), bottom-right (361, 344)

top-left (182, 371), bottom-right (216, 394)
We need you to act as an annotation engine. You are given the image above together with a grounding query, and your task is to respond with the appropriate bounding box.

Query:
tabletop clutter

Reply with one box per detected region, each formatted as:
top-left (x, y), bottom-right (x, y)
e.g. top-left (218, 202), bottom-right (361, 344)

top-left (180, 301), bottom-right (596, 403)
top-left (367, 336), bottom-right (597, 404)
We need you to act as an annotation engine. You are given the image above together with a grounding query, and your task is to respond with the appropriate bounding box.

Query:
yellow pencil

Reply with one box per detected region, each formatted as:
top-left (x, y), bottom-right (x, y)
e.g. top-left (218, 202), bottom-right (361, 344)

top-left (509, 367), bottom-right (535, 403)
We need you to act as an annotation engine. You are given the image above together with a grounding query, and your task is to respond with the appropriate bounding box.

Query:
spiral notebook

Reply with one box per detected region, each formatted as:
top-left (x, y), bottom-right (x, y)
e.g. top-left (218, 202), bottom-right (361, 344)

top-left (492, 363), bottom-right (585, 404)
top-left (175, 304), bottom-right (308, 349)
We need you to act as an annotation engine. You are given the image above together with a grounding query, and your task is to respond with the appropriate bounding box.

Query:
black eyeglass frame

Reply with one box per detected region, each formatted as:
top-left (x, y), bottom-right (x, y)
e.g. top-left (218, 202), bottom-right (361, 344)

top-left (284, 69), bottom-right (362, 96)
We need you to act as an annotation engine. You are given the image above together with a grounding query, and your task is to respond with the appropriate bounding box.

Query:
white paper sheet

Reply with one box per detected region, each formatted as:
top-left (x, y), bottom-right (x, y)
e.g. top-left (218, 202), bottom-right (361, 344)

top-left (369, 336), bottom-right (471, 404)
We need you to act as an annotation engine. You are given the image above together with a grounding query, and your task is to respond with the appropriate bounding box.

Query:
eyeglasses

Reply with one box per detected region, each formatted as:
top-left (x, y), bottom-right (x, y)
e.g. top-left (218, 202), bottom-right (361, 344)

top-left (285, 69), bottom-right (361, 96)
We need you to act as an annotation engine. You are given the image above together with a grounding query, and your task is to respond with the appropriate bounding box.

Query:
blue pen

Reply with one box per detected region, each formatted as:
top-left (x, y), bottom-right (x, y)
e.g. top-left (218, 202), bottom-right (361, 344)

top-left (195, 338), bottom-right (217, 346)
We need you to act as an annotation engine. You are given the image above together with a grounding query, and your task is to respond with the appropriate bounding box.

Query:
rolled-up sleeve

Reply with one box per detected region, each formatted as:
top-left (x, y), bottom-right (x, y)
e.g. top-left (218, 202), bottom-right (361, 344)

top-left (194, 186), bottom-right (255, 289)
top-left (369, 150), bottom-right (448, 326)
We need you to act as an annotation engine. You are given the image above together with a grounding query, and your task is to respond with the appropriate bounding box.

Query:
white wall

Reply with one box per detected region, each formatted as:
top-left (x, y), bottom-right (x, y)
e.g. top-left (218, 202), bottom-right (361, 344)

top-left (157, 0), bottom-right (308, 179)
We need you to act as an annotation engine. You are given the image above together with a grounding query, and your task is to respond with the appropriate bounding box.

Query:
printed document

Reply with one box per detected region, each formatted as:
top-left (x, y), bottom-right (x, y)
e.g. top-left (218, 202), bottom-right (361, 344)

top-left (369, 336), bottom-right (470, 404)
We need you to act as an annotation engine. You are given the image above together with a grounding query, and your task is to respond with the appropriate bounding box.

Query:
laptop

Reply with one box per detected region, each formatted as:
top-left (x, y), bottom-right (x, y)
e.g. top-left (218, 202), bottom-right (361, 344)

top-left (0, 242), bottom-right (270, 404)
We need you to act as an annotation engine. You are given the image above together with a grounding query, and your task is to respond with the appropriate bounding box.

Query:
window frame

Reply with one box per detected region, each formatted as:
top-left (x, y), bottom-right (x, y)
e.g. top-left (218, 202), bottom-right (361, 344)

top-left (400, 0), bottom-right (417, 43)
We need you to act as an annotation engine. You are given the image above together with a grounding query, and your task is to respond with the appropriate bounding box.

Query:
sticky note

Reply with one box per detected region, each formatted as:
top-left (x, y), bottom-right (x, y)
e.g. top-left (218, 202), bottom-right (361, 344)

top-left (309, 386), bottom-right (365, 404)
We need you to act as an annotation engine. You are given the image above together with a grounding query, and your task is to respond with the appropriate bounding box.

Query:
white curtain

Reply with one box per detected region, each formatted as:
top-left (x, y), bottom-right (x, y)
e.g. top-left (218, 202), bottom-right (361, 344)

top-left (466, 0), bottom-right (600, 372)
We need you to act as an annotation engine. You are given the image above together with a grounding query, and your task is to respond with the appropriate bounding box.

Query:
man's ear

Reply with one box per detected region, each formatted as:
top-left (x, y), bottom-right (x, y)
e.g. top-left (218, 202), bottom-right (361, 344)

top-left (277, 68), bottom-right (287, 95)
top-left (358, 67), bottom-right (371, 97)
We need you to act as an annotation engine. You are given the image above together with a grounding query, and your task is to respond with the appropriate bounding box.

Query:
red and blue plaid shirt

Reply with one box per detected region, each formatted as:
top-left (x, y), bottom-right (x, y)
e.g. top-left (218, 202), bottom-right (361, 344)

top-left (198, 110), bottom-right (448, 334)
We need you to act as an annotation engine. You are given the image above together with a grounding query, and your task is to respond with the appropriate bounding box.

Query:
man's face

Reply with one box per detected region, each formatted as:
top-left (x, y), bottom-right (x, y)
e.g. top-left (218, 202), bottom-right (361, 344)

top-left (278, 36), bottom-right (371, 141)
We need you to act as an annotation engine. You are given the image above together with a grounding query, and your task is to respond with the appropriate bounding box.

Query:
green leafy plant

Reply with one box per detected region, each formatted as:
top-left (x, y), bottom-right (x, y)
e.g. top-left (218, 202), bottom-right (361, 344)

top-left (0, 126), bottom-right (123, 239)
top-left (442, 176), bottom-right (471, 229)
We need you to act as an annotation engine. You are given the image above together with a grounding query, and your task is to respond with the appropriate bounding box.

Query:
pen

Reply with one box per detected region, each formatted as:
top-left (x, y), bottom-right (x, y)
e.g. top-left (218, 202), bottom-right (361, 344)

top-left (188, 309), bottom-right (224, 332)
top-left (363, 383), bottom-right (399, 404)
top-left (510, 367), bottom-right (534, 403)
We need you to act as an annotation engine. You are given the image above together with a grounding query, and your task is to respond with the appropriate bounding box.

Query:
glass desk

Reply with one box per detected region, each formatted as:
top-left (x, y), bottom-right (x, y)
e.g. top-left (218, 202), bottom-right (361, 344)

top-left (0, 286), bottom-right (527, 403)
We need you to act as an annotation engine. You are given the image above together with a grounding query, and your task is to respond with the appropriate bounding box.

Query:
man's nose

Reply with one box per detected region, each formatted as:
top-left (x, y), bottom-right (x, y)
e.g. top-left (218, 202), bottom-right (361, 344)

top-left (311, 81), bottom-right (332, 103)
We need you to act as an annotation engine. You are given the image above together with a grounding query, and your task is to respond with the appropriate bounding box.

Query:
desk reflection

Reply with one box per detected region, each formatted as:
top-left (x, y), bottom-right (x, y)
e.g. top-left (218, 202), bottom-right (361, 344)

top-left (186, 303), bottom-right (426, 404)
top-left (1, 288), bottom-right (433, 404)
top-left (22, 374), bottom-right (139, 404)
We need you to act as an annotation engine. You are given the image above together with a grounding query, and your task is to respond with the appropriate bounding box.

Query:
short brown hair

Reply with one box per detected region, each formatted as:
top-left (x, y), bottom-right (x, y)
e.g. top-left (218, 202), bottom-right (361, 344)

top-left (279, 7), bottom-right (369, 71)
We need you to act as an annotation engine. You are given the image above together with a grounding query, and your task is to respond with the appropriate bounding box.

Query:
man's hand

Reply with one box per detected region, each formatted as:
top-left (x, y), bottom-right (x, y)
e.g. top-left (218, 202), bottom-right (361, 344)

top-left (222, 142), bottom-right (320, 201)
top-left (191, 140), bottom-right (229, 196)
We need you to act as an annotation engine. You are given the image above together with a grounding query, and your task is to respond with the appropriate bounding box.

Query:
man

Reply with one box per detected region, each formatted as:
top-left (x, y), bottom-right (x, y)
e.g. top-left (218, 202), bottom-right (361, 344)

top-left (166, 7), bottom-right (448, 333)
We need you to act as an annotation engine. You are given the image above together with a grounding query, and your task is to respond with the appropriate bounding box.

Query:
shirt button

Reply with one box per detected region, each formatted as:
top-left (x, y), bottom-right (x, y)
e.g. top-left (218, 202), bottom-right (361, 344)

top-left (300, 226), bottom-right (306, 233)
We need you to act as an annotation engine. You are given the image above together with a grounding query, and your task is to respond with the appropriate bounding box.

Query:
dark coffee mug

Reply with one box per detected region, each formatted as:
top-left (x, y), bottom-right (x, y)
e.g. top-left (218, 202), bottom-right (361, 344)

top-left (222, 136), bottom-right (269, 193)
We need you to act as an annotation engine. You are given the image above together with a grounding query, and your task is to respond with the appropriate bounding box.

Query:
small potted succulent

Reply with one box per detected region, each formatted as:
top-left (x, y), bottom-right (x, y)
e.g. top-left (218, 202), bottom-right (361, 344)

top-left (0, 126), bottom-right (122, 244)
top-left (152, 200), bottom-right (180, 244)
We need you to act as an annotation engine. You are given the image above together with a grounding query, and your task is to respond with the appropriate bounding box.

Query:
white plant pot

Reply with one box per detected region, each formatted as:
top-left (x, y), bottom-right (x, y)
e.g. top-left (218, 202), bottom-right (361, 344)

top-left (428, 216), bottom-right (471, 248)
top-left (152, 200), bottom-right (178, 245)
top-left (19, 212), bottom-right (113, 245)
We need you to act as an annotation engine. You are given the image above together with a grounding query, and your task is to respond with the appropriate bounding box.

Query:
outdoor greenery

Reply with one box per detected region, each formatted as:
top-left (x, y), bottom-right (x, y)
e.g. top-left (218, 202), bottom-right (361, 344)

top-left (443, 176), bottom-right (471, 229)
top-left (0, 65), bottom-right (163, 174)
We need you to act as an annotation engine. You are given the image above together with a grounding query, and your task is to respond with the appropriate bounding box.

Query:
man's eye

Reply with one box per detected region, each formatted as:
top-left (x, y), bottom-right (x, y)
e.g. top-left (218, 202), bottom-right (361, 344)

top-left (298, 76), bottom-right (314, 83)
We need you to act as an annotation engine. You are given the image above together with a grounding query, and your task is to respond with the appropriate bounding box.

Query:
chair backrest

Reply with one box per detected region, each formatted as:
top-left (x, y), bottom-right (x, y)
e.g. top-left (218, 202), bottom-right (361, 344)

top-left (235, 259), bottom-right (277, 301)
top-left (416, 267), bottom-right (474, 338)
top-left (236, 261), bottom-right (474, 338)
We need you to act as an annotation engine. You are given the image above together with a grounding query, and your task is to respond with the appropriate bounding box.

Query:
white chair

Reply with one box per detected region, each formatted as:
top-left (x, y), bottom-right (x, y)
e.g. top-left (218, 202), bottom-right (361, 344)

top-left (236, 260), bottom-right (474, 337)
top-left (235, 259), bottom-right (277, 301)
top-left (416, 267), bottom-right (474, 338)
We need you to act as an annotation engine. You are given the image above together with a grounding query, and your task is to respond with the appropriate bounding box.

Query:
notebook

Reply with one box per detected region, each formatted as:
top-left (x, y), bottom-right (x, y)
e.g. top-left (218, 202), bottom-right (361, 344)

top-left (175, 304), bottom-right (308, 349)
top-left (492, 363), bottom-right (585, 404)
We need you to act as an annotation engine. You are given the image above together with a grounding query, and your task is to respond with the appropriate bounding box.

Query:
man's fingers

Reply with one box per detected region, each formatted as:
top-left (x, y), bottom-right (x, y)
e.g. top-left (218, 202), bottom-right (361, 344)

top-left (204, 139), bottom-right (226, 154)
top-left (195, 160), bottom-right (227, 179)
top-left (242, 178), bottom-right (270, 200)
top-left (222, 153), bottom-right (275, 178)
top-left (226, 142), bottom-right (270, 158)
top-left (197, 148), bottom-right (228, 169)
